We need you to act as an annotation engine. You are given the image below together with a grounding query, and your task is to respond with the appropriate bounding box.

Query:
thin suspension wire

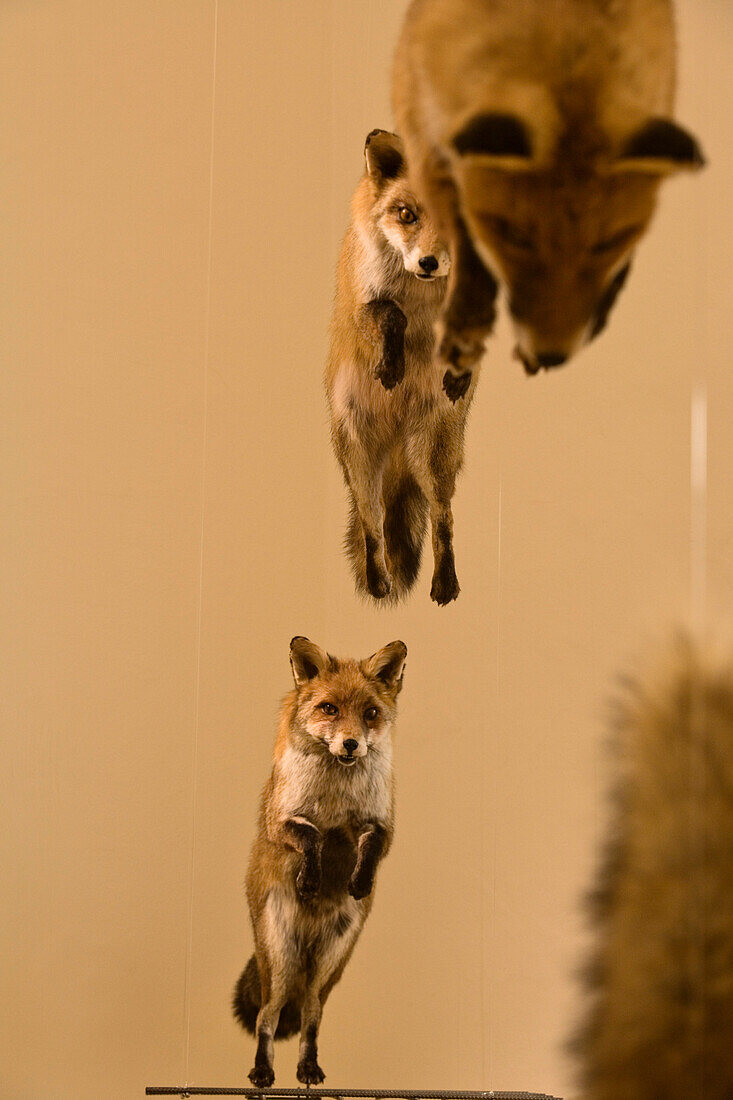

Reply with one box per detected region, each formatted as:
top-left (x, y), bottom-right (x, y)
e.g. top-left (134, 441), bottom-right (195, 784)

top-left (182, 0), bottom-right (220, 1086)
top-left (690, 383), bottom-right (707, 637)
top-left (483, 476), bottom-right (503, 1083)
top-left (689, 380), bottom-right (708, 1100)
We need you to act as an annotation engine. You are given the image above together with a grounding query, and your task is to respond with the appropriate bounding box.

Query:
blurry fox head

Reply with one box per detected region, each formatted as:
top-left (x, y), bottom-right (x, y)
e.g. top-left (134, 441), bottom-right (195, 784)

top-left (288, 637), bottom-right (407, 767)
top-left (356, 129), bottom-right (450, 281)
top-left (450, 110), bottom-right (705, 373)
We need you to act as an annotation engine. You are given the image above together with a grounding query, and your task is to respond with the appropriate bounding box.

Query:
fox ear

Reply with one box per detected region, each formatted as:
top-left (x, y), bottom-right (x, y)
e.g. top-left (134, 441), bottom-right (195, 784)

top-left (611, 118), bottom-right (705, 175)
top-left (365, 129), bottom-right (405, 181)
top-left (290, 637), bottom-right (329, 687)
top-left (451, 112), bottom-right (534, 170)
top-left (366, 640), bottom-right (407, 692)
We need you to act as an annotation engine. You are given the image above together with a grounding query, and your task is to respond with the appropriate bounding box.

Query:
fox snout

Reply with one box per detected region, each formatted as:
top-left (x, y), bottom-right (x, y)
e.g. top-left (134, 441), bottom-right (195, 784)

top-left (405, 245), bottom-right (450, 279)
top-left (511, 311), bottom-right (589, 376)
top-left (509, 259), bottom-right (634, 375)
top-left (330, 731), bottom-right (367, 766)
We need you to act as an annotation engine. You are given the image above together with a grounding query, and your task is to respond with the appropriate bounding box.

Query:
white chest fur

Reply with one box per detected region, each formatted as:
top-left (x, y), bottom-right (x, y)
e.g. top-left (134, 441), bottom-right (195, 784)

top-left (275, 740), bottom-right (393, 830)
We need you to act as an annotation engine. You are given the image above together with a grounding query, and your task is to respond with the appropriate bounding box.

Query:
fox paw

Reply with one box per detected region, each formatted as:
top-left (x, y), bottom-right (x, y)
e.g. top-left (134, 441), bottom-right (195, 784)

top-left (442, 369), bottom-right (472, 403)
top-left (439, 328), bottom-right (485, 373)
top-left (297, 1058), bottom-right (326, 1086)
top-left (296, 865), bottom-right (321, 902)
top-left (375, 350), bottom-right (405, 390)
top-left (365, 564), bottom-right (392, 601)
top-left (348, 872), bottom-right (374, 900)
top-left (249, 1063), bottom-right (275, 1089)
top-left (430, 563), bottom-right (460, 606)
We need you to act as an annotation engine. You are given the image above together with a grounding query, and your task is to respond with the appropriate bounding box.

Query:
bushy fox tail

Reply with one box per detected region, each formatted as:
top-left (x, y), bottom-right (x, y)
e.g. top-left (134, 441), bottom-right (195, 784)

top-left (232, 956), bottom-right (301, 1039)
top-left (346, 471), bottom-right (428, 603)
top-left (571, 640), bottom-right (733, 1099)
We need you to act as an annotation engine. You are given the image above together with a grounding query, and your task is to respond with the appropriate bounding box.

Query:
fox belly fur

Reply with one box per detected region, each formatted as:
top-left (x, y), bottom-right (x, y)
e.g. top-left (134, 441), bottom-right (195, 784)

top-left (393, 0), bottom-right (704, 384)
top-left (327, 129), bottom-right (475, 607)
top-left (571, 641), bottom-right (733, 1099)
top-left (233, 636), bottom-right (407, 1088)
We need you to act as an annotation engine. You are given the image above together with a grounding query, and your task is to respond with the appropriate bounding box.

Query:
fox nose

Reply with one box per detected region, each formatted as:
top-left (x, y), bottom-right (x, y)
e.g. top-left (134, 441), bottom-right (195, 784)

top-left (418, 255), bottom-right (438, 274)
top-left (342, 739), bottom-right (359, 755)
top-left (535, 351), bottom-right (568, 369)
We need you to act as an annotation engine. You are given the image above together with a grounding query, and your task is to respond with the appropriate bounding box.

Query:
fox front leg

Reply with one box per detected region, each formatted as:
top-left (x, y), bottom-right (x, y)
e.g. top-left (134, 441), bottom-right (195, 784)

top-left (357, 299), bottom-right (407, 390)
top-left (406, 148), bottom-right (495, 401)
top-left (348, 821), bottom-right (389, 900)
top-left (280, 818), bottom-right (323, 901)
top-left (439, 216), bottom-right (498, 401)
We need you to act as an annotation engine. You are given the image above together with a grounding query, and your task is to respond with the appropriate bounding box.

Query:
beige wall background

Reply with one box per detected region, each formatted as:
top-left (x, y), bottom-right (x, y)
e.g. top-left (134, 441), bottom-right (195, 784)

top-left (1, 2), bottom-right (731, 1097)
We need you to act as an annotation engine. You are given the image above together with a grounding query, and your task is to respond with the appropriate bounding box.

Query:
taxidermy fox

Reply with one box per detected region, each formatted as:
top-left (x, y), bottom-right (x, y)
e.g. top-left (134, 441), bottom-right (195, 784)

top-left (393, 0), bottom-right (705, 395)
top-left (571, 641), bottom-right (733, 1099)
top-left (233, 635), bottom-right (407, 1087)
top-left (327, 128), bottom-right (474, 607)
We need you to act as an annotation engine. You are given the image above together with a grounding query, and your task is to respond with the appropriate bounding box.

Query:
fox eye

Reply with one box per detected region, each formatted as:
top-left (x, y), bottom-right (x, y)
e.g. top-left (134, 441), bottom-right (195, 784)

top-left (319, 702), bottom-right (338, 717)
top-left (488, 216), bottom-right (534, 251)
top-left (591, 226), bottom-right (641, 255)
top-left (364, 706), bottom-right (379, 722)
top-left (398, 206), bottom-right (417, 224)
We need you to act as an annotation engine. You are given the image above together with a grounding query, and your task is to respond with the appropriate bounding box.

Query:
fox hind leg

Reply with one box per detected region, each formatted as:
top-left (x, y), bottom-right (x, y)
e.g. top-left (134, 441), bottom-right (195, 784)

top-left (381, 470), bottom-right (427, 598)
top-left (249, 899), bottom-right (298, 1087)
top-left (250, 983), bottom-right (285, 1087)
top-left (297, 913), bottom-right (362, 1085)
top-left (410, 420), bottom-right (463, 605)
top-left (250, 965), bottom-right (292, 1088)
top-left (335, 426), bottom-right (392, 600)
top-left (296, 1010), bottom-right (326, 1086)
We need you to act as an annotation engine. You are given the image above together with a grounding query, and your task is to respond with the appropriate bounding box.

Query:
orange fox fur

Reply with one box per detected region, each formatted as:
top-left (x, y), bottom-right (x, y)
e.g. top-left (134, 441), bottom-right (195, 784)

top-left (233, 636), bottom-right (407, 1087)
top-left (572, 641), bottom-right (733, 1099)
top-left (326, 129), bottom-right (475, 607)
top-left (393, 0), bottom-right (704, 386)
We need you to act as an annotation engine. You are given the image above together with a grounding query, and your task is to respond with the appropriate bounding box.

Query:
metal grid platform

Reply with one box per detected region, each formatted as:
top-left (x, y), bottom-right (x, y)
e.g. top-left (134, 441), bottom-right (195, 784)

top-left (145, 1088), bottom-right (562, 1099)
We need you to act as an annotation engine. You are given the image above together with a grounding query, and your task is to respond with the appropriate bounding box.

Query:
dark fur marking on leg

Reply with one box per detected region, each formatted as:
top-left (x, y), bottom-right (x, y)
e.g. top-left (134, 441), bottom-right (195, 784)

top-left (382, 475), bottom-right (427, 593)
top-left (283, 819), bottom-right (322, 901)
top-left (442, 367), bottom-right (472, 402)
top-left (296, 1058), bottom-right (326, 1086)
top-left (296, 849), bottom-right (322, 902)
top-left (358, 299), bottom-right (407, 389)
top-left (349, 822), bottom-right (388, 899)
top-left (447, 221), bottom-right (499, 331)
top-left (304, 1023), bottom-right (318, 1047)
top-left (249, 1032), bottom-right (276, 1089)
top-left (440, 214), bottom-right (497, 375)
top-left (319, 828), bottom-right (358, 898)
top-left (297, 1023), bottom-right (325, 1087)
top-left (430, 520), bottom-right (460, 606)
top-left (375, 301), bottom-right (407, 389)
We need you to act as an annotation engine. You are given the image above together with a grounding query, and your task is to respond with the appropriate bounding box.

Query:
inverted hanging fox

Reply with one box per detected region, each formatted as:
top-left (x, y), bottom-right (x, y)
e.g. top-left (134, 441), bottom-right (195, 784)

top-left (233, 635), bottom-right (407, 1088)
top-left (393, 0), bottom-right (705, 396)
top-left (327, 129), bottom-right (474, 606)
